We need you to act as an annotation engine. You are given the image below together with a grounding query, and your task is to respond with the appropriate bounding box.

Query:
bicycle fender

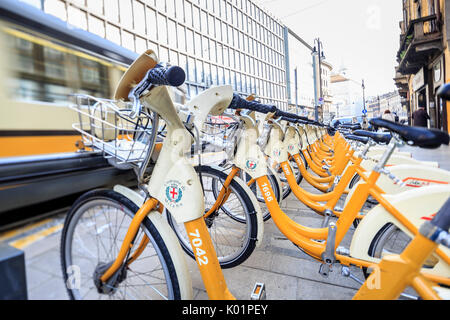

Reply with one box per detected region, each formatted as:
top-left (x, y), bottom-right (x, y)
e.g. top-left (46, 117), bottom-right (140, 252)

top-left (233, 126), bottom-right (268, 179)
top-left (284, 126), bottom-right (301, 156)
top-left (349, 185), bottom-right (450, 277)
top-left (264, 125), bottom-right (288, 163)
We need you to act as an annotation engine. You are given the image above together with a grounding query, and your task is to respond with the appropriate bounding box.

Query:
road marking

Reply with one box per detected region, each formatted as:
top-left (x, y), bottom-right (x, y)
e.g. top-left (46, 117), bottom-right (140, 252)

top-left (9, 224), bottom-right (63, 249)
top-left (0, 218), bottom-right (53, 242)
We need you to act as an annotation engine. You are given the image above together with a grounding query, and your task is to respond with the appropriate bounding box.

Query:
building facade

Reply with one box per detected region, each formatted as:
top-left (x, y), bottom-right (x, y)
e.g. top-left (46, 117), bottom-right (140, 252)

top-left (320, 60), bottom-right (333, 122)
top-left (330, 69), bottom-right (364, 120)
top-left (366, 91), bottom-right (406, 121)
top-left (394, 0), bottom-right (449, 131)
top-left (285, 29), bottom-right (316, 118)
top-left (19, 0), bottom-right (303, 110)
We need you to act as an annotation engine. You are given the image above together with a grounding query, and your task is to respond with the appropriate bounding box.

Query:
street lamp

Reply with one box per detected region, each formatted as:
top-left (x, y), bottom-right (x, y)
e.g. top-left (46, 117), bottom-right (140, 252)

top-left (313, 38), bottom-right (325, 122)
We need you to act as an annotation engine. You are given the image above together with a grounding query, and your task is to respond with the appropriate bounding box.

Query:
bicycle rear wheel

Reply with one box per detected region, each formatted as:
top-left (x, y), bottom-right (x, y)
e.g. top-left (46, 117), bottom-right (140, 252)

top-left (60, 189), bottom-right (181, 300)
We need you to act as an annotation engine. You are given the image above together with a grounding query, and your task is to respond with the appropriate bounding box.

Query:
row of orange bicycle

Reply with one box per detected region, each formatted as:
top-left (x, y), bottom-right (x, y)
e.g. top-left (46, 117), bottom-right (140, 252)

top-left (59, 50), bottom-right (450, 300)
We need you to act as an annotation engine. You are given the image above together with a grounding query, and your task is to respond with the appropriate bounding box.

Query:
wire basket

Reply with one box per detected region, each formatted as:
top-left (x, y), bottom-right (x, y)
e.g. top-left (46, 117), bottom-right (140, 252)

top-left (70, 94), bottom-right (156, 166)
top-left (200, 114), bottom-right (241, 157)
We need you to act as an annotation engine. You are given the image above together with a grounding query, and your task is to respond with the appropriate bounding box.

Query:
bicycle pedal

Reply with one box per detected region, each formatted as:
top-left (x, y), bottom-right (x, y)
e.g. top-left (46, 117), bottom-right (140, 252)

top-left (250, 282), bottom-right (266, 300)
top-left (319, 263), bottom-right (332, 278)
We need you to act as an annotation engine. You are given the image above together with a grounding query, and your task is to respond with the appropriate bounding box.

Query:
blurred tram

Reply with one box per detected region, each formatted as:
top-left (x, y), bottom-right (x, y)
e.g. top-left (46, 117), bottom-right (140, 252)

top-left (0, 0), bottom-right (141, 226)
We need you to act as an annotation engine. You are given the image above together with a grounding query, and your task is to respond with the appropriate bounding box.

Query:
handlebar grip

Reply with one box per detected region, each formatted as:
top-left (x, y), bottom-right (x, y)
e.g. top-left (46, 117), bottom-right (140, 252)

top-left (431, 197), bottom-right (450, 231)
top-left (228, 94), bottom-right (278, 114)
top-left (144, 65), bottom-right (186, 87)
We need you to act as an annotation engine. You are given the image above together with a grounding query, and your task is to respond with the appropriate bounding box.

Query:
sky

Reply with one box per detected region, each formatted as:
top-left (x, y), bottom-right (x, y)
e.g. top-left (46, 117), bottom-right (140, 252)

top-left (255, 0), bottom-right (403, 98)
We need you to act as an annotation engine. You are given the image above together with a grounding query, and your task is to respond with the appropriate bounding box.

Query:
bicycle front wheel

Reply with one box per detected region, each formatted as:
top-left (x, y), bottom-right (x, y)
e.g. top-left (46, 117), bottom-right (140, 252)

top-left (167, 165), bottom-right (259, 269)
top-left (60, 189), bottom-right (181, 300)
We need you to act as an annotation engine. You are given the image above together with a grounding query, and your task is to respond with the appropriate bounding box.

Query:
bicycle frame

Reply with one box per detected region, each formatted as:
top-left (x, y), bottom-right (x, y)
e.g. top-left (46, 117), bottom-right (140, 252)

top-left (353, 227), bottom-right (442, 300)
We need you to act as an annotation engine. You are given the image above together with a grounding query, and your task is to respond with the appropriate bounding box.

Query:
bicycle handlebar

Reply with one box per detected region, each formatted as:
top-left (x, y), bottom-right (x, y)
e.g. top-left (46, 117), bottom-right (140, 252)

top-left (228, 94), bottom-right (278, 114)
top-left (274, 109), bottom-right (309, 122)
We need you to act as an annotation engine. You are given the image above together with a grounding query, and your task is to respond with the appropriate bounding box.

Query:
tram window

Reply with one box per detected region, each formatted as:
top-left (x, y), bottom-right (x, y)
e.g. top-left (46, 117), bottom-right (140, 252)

top-left (5, 31), bottom-right (113, 104)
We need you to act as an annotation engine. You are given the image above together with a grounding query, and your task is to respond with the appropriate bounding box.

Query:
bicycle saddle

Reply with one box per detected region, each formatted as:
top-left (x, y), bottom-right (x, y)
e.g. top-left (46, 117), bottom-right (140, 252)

top-left (353, 130), bottom-right (392, 144)
top-left (344, 134), bottom-right (369, 144)
top-left (369, 118), bottom-right (449, 149)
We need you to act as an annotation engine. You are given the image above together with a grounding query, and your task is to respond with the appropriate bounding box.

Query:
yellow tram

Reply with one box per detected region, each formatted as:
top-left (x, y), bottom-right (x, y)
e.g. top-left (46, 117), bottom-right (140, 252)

top-left (0, 1), bottom-right (139, 223)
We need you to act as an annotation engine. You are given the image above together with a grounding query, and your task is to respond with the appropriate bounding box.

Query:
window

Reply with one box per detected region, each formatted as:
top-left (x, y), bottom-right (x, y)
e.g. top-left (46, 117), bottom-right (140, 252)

top-left (168, 19), bottom-right (177, 47)
top-left (202, 35), bottom-right (209, 59)
top-left (201, 11), bottom-right (208, 31)
top-left (215, 18), bottom-right (221, 40)
top-left (185, 2), bottom-right (193, 27)
top-left (146, 8), bottom-right (158, 41)
top-left (175, 0), bottom-right (184, 20)
top-left (68, 6), bottom-right (87, 30)
top-left (119, 0), bottom-right (133, 30)
top-left (156, 0), bottom-right (166, 13)
top-left (210, 39), bottom-right (216, 61)
top-left (136, 37), bottom-right (147, 53)
top-left (105, 0), bottom-right (119, 22)
top-left (88, 15), bottom-right (105, 38)
top-left (177, 25), bottom-right (186, 51)
top-left (167, 0), bottom-right (175, 17)
top-left (188, 56), bottom-right (195, 81)
top-left (194, 32), bottom-right (202, 57)
top-left (87, 0), bottom-right (103, 15)
top-left (193, 6), bottom-right (200, 30)
top-left (179, 54), bottom-right (187, 72)
top-left (196, 59), bottom-right (203, 83)
top-left (217, 44), bottom-right (222, 64)
top-left (218, 66), bottom-right (224, 84)
top-left (44, 0), bottom-right (67, 21)
top-left (223, 46), bottom-right (229, 66)
top-left (186, 29), bottom-right (194, 54)
top-left (133, 1), bottom-right (146, 34)
top-left (158, 14), bottom-right (168, 44)
top-left (230, 48), bottom-right (235, 68)
top-left (122, 31), bottom-right (135, 51)
top-left (204, 62), bottom-right (211, 85)
top-left (224, 68), bottom-right (230, 85)
top-left (211, 64), bottom-right (218, 84)
top-left (208, 14), bottom-right (215, 37)
top-left (106, 23), bottom-right (121, 45)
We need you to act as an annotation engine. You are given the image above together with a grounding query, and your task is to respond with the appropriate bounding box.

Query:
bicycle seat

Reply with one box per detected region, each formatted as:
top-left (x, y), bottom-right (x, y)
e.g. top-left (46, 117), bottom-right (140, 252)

top-left (369, 118), bottom-right (449, 149)
top-left (344, 134), bottom-right (369, 144)
top-left (353, 130), bottom-right (392, 144)
top-left (339, 123), bottom-right (362, 130)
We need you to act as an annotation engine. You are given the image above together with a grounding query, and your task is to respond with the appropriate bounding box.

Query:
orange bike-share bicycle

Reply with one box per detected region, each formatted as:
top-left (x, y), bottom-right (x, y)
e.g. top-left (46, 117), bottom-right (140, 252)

top-left (61, 53), bottom-right (267, 300)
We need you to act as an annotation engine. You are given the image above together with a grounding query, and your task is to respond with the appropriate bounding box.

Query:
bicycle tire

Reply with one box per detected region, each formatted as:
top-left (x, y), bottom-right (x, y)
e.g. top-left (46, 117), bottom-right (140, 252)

top-left (167, 165), bottom-right (258, 269)
top-left (60, 189), bottom-right (182, 300)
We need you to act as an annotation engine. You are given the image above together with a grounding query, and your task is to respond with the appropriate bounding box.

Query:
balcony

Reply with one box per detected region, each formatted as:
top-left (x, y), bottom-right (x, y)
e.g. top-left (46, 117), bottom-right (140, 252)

top-left (393, 67), bottom-right (409, 98)
top-left (397, 14), bottom-right (443, 75)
